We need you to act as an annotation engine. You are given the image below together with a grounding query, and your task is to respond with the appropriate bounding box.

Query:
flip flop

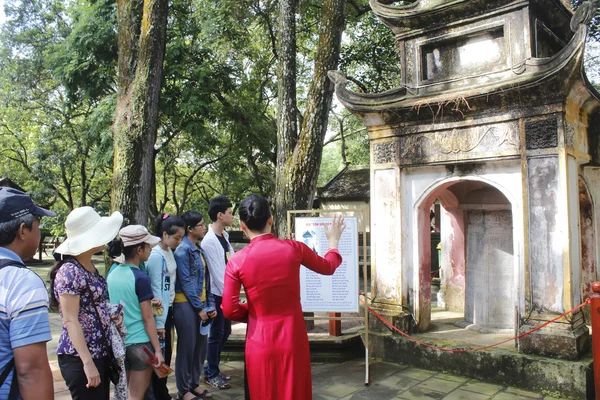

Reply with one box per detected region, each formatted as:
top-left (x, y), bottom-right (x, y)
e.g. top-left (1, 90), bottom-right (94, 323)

top-left (178, 394), bottom-right (201, 400)
top-left (191, 388), bottom-right (212, 398)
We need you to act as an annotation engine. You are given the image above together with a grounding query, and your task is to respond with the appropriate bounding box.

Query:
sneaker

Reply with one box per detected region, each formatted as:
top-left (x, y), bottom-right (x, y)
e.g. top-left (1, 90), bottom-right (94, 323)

top-left (206, 374), bottom-right (231, 390)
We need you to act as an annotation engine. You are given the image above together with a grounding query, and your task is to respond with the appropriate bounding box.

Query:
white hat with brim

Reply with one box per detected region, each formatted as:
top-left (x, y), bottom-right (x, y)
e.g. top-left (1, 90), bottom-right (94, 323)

top-left (55, 207), bottom-right (123, 256)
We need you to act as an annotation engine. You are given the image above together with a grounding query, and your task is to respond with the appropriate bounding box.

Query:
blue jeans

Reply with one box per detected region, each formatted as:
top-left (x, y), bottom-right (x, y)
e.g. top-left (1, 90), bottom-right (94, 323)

top-left (204, 295), bottom-right (232, 379)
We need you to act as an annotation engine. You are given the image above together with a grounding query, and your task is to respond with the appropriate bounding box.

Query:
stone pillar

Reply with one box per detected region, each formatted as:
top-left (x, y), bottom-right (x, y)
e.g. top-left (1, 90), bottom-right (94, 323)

top-left (517, 115), bottom-right (589, 359)
top-left (369, 139), bottom-right (412, 332)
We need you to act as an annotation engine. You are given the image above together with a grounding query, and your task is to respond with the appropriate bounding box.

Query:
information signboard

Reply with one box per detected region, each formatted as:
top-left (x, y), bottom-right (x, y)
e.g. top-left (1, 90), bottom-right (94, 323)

top-left (295, 217), bottom-right (359, 312)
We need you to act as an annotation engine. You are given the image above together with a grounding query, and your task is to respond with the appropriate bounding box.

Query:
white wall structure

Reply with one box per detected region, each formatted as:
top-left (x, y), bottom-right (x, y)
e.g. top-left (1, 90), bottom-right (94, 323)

top-left (331, 0), bottom-right (600, 359)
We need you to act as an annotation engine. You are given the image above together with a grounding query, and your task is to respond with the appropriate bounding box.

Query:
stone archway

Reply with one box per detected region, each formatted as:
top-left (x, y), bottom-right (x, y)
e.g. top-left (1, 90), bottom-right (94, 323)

top-left (415, 179), bottom-right (516, 332)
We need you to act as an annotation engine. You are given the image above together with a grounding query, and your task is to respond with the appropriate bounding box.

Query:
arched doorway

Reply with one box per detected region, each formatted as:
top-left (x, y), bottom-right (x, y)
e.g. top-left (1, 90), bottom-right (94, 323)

top-left (415, 179), bottom-right (516, 332)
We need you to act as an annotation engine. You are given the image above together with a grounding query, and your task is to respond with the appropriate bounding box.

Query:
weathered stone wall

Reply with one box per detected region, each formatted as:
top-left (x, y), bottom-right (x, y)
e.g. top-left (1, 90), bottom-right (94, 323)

top-left (400, 4), bottom-right (531, 95)
top-left (526, 156), bottom-right (563, 313)
top-left (371, 166), bottom-right (402, 303)
top-left (464, 209), bottom-right (515, 331)
top-left (440, 206), bottom-right (466, 313)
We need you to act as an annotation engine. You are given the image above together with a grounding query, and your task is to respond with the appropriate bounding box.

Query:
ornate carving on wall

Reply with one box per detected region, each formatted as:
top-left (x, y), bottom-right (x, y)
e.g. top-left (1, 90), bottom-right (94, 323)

top-left (398, 123), bottom-right (519, 165)
top-left (373, 141), bottom-right (399, 164)
top-left (564, 121), bottom-right (576, 149)
top-left (525, 117), bottom-right (558, 150)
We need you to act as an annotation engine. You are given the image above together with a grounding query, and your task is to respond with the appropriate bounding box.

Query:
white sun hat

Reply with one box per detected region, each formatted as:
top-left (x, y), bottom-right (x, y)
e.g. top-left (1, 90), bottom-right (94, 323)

top-left (55, 207), bottom-right (123, 256)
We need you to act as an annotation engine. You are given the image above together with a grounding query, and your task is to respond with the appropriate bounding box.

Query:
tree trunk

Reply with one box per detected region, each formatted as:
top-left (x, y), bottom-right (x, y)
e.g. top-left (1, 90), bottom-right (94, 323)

top-left (112, 0), bottom-right (168, 225)
top-left (274, 0), bottom-right (348, 238)
top-left (274, 0), bottom-right (298, 237)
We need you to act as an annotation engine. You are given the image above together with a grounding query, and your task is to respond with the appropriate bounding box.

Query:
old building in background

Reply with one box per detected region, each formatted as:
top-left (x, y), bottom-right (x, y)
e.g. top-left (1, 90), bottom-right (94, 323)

top-left (330, 0), bottom-right (600, 397)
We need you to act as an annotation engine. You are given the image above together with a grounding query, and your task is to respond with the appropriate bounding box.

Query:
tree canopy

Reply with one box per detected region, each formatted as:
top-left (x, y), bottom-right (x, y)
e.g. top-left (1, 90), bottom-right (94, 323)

top-left (0, 0), bottom-right (598, 233)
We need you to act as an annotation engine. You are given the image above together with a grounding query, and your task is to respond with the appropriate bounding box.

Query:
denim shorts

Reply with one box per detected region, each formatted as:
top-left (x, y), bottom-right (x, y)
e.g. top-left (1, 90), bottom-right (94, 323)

top-left (125, 342), bottom-right (152, 371)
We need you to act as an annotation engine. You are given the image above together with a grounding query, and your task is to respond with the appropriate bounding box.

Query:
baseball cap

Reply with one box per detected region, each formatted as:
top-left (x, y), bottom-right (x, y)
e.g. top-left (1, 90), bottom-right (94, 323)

top-left (0, 187), bottom-right (56, 223)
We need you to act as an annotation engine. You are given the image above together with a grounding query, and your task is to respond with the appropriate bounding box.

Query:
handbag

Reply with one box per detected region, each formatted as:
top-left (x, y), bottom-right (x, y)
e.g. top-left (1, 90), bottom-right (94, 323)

top-left (83, 273), bottom-right (122, 385)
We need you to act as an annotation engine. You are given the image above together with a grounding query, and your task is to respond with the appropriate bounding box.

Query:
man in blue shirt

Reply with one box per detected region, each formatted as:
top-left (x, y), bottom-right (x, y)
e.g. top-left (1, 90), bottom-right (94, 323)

top-left (0, 187), bottom-right (56, 400)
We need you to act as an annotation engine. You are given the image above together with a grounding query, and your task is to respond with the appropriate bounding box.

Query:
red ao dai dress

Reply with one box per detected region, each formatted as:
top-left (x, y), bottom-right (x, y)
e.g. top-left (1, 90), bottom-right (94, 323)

top-left (221, 234), bottom-right (343, 400)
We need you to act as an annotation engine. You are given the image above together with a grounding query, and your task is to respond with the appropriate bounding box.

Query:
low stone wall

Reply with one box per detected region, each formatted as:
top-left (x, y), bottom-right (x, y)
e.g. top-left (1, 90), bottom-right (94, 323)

top-left (364, 331), bottom-right (594, 399)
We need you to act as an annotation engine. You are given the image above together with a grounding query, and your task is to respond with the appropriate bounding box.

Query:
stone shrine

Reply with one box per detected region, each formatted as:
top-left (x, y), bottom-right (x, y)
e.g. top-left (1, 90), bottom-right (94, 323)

top-left (330, 0), bottom-right (600, 366)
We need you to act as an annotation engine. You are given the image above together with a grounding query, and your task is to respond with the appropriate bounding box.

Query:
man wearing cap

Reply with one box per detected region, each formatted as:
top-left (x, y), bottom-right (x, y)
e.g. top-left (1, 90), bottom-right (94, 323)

top-left (0, 187), bottom-right (56, 400)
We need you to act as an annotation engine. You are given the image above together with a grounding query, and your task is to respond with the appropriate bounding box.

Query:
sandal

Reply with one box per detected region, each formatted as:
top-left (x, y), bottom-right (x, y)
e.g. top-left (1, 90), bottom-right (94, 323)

top-left (206, 374), bottom-right (231, 389)
top-left (191, 388), bottom-right (212, 398)
top-left (178, 394), bottom-right (200, 400)
top-left (219, 372), bottom-right (231, 381)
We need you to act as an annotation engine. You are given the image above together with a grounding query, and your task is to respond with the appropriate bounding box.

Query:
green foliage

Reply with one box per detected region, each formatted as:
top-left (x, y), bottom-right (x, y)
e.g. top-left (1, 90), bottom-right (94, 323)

top-left (154, 0), bottom-right (277, 214)
top-left (48, 0), bottom-right (117, 102)
top-left (0, 0), bottom-right (115, 223)
top-left (339, 12), bottom-right (401, 92)
top-left (572, 0), bottom-right (600, 40)
top-left (4, 0), bottom-right (596, 230)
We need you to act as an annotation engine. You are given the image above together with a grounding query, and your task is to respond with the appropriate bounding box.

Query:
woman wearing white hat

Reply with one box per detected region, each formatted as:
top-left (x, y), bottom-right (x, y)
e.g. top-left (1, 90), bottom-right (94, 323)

top-left (106, 225), bottom-right (164, 400)
top-left (49, 206), bottom-right (124, 400)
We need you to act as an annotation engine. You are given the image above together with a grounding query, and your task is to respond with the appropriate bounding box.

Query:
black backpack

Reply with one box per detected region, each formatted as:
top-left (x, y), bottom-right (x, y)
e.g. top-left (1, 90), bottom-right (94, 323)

top-left (0, 258), bottom-right (28, 400)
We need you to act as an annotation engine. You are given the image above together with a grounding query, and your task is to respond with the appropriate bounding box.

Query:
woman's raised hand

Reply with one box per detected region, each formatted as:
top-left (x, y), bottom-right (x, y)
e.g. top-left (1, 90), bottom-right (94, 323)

top-left (324, 215), bottom-right (346, 249)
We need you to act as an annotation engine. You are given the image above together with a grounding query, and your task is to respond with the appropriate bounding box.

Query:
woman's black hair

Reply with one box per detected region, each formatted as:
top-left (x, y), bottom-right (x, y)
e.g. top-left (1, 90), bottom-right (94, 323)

top-left (107, 238), bottom-right (145, 260)
top-left (239, 194), bottom-right (271, 231)
top-left (181, 211), bottom-right (204, 234)
top-left (153, 213), bottom-right (185, 237)
top-left (48, 254), bottom-right (76, 310)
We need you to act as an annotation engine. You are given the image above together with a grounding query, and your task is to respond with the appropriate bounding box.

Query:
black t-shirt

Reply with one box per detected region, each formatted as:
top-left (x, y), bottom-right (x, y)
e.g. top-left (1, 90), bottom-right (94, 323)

top-left (217, 234), bottom-right (230, 265)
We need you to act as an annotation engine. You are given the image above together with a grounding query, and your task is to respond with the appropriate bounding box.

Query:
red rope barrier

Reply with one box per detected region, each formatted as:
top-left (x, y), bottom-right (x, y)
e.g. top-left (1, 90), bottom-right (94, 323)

top-left (359, 293), bottom-right (590, 353)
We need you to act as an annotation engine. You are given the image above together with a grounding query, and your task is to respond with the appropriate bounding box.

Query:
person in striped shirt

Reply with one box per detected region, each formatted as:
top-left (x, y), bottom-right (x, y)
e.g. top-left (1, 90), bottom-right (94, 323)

top-left (0, 187), bottom-right (56, 400)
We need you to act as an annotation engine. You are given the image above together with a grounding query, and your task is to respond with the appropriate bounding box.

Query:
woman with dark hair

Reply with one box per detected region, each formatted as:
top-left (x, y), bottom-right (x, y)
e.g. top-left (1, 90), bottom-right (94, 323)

top-left (173, 211), bottom-right (216, 400)
top-left (222, 194), bottom-right (346, 400)
top-left (106, 225), bottom-right (164, 400)
top-left (146, 213), bottom-right (185, 399)
top-left (50, 206), bottom-right (123, 400)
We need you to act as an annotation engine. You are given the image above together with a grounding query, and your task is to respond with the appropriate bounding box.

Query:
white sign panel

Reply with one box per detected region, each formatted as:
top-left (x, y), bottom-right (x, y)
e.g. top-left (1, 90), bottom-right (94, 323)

top-left (296, 217), bottom-right (359, 312)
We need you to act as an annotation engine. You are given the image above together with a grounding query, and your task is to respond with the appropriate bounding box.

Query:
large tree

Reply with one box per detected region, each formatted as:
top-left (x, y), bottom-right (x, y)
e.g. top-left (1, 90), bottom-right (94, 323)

top-left (274, 0), bottom-right (348, 237)
top-left (111, 0), bottom-right (168, 224)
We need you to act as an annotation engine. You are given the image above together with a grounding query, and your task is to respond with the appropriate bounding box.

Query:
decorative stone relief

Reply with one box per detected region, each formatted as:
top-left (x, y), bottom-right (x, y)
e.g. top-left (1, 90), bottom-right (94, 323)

top-left (373, 141), bottom-right (399, 164)
top-left (525, 117), bottom-right (558, 150)
top-left (398, 122), bottom-right (519, 165)
top-left (564, 121), bottom-right (575, 149)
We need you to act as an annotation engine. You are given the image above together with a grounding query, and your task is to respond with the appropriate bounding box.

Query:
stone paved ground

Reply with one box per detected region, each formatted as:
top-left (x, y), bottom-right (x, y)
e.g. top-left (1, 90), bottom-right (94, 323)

top-left (32, 259), bottom-right (555, 400)
top-left (47, 313), bottom-right (558, 400)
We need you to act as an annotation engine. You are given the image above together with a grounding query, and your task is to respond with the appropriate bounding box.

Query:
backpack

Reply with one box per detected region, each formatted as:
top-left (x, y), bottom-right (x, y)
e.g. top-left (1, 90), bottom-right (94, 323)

top-left (0, 258), bottom-right (28, 400)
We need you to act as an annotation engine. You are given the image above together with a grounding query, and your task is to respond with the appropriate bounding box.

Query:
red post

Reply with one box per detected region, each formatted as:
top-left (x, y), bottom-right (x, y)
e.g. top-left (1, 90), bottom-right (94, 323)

top-left (329, 312), bottom-right (341, 336)
top-left (590, 282), bottom-right (600, 400)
